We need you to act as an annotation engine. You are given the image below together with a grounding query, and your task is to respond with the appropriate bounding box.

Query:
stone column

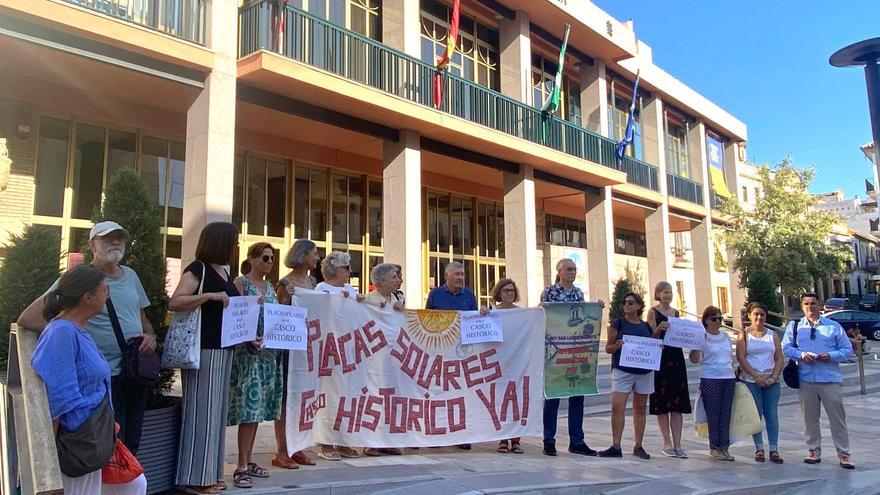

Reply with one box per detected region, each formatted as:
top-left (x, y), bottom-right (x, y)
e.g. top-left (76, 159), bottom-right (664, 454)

top-left (645, 206), bottom-right (672, 294)
top-left (691, 219), bottom-right (715, 312)
top-left (503, 166), bottom-right (539, 305)
top-left (585, 186), bottom-right (615, 303)
top-left (382, 0), bottom-right (421, 57)
top-left (687, 121), bottom-right (708, 186)
top-left (499, 11), bottom-right (531, 104)
top-left (579, 60), bottom-right (608, 136)
top-left (724, 139), bottom-right (748, 327)
top-left (182, 0), bottom-right (238, 265)
top-left (383, 130), bottom-right (423, 306)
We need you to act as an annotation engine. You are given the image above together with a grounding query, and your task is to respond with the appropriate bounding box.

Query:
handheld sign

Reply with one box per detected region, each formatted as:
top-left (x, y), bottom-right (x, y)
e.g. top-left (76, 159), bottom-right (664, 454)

top-left (221, 296), bottom-right (261, 347)
top-left (263, 303), bottom-right (309, 350)
top-left (460, 310), bottom-right (503, 344)
top-left (664, 317), bottom-right (706, 349)
top-left (619, 335), bottom-right (663, 371)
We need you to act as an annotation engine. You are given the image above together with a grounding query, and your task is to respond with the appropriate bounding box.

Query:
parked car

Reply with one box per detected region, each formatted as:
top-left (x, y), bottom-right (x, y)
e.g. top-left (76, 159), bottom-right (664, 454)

top-left (859, 294), bottom-right (880, 312)
top-left (823, 310), bottom-right (880, 341)
top-left (823, 298), bottom-right (852, 313)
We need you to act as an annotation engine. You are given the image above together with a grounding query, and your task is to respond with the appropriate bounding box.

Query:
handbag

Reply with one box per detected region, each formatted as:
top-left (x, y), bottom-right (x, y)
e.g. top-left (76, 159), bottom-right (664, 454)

top-left (782, 320), bottom-right (800, 389)
top-left (162, 261), bottom-right (206, 369)
top-left (107, 298), bottom-right (161, 387)
top-left (56, 395), bottom-right (115, 478)
top-left (102, 424), bottom-right (144, 484)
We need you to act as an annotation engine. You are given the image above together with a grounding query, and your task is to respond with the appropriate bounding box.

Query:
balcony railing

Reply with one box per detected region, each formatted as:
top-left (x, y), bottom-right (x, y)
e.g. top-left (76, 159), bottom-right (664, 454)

top-left (667, 173), bottom-right (704, 205)
top-left (239, 1), bottom-right (659, 191)
top-left (61, 0), bottom-right (205, 44)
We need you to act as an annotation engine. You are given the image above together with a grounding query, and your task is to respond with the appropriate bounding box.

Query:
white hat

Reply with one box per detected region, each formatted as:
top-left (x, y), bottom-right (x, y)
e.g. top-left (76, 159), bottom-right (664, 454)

top-left (89, 221), bottom-right (129, 240)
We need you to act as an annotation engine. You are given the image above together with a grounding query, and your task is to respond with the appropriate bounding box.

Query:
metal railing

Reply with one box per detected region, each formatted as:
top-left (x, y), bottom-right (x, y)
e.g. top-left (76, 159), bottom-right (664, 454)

top-left (61, 0), bottom-right (205, 44)
top-left (239, 1), bottom-right (659, 191)
top-left (667, 172), bottom-right (704, 205)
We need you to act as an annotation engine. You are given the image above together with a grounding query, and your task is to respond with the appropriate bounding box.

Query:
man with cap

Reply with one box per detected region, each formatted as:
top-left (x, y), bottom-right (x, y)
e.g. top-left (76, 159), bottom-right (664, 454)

top-left (18, 221), bottom-right (156, 453)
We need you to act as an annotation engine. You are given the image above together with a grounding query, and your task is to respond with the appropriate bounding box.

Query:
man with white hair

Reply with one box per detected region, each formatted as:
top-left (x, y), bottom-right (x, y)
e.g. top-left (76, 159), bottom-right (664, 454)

top-left (18, 221), bottom-right (156, 453)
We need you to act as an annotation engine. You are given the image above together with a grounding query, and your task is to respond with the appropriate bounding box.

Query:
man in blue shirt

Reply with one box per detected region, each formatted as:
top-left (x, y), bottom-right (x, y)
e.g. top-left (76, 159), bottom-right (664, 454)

top-left (782, 293), bottom-right (854, 469)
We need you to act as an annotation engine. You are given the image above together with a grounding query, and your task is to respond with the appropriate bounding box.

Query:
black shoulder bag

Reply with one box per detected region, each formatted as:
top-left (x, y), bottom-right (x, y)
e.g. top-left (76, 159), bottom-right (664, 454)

top-left (107, 298), bottom-right (161, 387)
top-left (56, 394), bottom-right (115, 477)
top-left (782, 320), bottom-right (800, 389)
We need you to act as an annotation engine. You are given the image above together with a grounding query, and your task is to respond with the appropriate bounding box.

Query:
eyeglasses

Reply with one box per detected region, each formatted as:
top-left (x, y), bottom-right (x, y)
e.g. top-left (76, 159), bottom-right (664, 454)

top-left (261, 255), bottom-right (274, 263)
top-left (501, 288), bottom-right (517, 293)
top-left (340, 265), bottom-right (351, 271)
top-left (708, 316), bottom-right (723, 322)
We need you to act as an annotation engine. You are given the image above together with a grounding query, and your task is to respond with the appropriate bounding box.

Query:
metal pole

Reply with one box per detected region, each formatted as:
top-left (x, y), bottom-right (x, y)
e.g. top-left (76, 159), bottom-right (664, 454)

top-left (865, 60), bottom-right (880, 195)
top-left (857, 339), bottom-right (867, 395)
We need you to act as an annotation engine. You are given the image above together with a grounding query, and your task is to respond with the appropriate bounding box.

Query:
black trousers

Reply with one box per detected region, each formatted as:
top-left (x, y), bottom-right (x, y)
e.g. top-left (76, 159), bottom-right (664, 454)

top-left (111, 374), bottom-right (149, 454)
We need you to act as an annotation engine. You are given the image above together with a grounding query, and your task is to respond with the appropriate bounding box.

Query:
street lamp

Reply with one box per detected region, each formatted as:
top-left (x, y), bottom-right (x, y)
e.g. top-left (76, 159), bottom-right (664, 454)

top-left (830, 38), bottom-right (880, 197)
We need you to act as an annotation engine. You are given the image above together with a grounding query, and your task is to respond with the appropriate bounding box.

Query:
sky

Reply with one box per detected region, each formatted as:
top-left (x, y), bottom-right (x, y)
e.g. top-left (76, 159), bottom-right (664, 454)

top-left (593, 0), bottom-right (878, 197)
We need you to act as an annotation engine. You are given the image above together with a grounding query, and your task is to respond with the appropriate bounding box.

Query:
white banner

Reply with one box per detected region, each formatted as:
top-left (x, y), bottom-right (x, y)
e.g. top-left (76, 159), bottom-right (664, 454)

top-left (620, 335), bottom-right (663, 371)
top-left (221, 296), bottom-right (260, 348)
top-left (264, 303), bottom-right (309, 350)
top-left (664, 317), bottom-right (706, 349)
top-left (460, 311), bottom-right (503, 344)
top-left (285, 290), bottom-right (545, 450)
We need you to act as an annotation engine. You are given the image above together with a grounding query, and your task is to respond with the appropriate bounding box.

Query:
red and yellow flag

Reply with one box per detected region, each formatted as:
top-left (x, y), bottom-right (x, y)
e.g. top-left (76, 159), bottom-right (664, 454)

top-left (433, 0), bottom-right (461, 108)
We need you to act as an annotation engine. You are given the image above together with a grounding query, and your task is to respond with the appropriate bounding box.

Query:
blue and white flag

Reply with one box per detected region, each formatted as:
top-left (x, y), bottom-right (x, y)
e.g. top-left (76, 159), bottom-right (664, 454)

top-left (615, 71), bottom-right (640, 160)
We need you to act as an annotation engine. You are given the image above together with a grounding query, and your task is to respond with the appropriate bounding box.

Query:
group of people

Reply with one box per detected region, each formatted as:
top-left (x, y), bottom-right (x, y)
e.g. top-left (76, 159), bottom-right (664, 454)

top-left (18, 220), bottom-right (858, 494)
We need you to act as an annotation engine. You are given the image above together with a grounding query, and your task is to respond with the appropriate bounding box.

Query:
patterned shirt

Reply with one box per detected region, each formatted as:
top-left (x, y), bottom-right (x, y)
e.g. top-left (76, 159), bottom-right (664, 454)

top-left (541, 283), bottom-right (585, 303)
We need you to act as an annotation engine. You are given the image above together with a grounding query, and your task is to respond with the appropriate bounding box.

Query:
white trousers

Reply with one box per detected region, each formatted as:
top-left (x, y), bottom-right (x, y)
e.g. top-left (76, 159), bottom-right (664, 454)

top-left (62, 471), bottom-right (147, 495)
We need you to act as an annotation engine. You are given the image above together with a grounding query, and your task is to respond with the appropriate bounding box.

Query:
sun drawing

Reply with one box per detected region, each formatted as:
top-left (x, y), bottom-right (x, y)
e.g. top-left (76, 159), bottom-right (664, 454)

top-left (406, 310), bottom-right (460, 350)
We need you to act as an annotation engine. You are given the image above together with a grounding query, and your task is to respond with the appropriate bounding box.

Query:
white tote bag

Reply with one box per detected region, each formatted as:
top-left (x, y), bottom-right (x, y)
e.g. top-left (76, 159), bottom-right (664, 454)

top-left (161, 262), bottom-right (205, 369)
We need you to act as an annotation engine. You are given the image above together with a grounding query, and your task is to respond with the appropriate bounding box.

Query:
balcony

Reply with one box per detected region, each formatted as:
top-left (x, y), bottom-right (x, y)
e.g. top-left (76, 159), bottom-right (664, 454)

top-left (667, 173), bottom-right (704, 205)
top-left (60, 0), bottom-right (205, 44)
top-left (238, 1), bottom-right (658, 191)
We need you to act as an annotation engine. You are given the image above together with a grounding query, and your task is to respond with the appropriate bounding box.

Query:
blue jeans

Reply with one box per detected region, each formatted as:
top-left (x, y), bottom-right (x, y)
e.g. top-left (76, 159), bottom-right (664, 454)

top-left (543, 396), bottom-right (585, 445)
top-left (744, 381), bottom-right (780, 451)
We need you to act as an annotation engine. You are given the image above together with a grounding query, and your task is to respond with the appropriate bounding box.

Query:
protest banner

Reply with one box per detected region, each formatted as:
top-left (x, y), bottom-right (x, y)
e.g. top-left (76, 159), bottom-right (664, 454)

top-left (543, 303), bottom-right (602, 398)
top-left (663, 317), bottom-right (706, 349)
top-left (264, 303), bottom-right (309, 350)
top-left (221, 296), bottom-right (260, 347)
top-left (285, 290), bottom-right (545, 450)
top-left (460, 310), bottom-right (503, 344)
top-left (619, 335), bottom-right (663, 371)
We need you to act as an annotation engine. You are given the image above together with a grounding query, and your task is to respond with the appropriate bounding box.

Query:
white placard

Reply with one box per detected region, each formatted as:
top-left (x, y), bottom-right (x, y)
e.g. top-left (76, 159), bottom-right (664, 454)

top-left (221, 296), bottom-right (261, 348)
top-left (460, 310), bottom-right (503, 344)
top-left (664, 317), bottom-right (707, 349)
top-left (263, 303), bottom-right (309, 350)
top-left (619, 335), bottom-right (663, 371)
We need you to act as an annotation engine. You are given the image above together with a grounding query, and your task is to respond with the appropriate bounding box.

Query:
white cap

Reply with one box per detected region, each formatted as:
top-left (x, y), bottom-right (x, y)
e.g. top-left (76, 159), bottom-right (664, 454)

top-left (89, 221), bottom-right (129, 240)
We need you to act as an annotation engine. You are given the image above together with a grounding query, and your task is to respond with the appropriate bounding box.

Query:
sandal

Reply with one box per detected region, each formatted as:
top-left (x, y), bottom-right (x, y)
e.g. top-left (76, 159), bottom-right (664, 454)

top-left (184, 486), bottom-right (220, 495)
top-left (378, 448), bottom-right (402, 455)
top-left (247, 462), bottom-right (270, 478)
top-left (233, 470), bottom-right (252, 489)
top-left (497, 441), bottom-right (509, 453)
top-left (511, 442), bottom-right (524, 454)
top-left (364, 447), bottom-right (382, 457)
top-left (769, 451), bottom-right (783, 464)
top-left (755, 449), bottom-right (765, 462)
top-left (271, 455), bottom-right (299, 470)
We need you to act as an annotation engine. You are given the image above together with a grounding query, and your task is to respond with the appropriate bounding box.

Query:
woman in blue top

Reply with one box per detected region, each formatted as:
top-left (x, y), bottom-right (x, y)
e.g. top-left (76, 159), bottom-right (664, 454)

top-left (598, 292), bottom-right (658, 460)
top-left (31, 265), bottom-right (147, 494)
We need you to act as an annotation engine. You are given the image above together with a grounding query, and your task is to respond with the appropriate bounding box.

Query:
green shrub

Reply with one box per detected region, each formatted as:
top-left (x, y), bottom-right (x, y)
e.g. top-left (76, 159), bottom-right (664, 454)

top-left (609, 277), bottom-right (635, 321)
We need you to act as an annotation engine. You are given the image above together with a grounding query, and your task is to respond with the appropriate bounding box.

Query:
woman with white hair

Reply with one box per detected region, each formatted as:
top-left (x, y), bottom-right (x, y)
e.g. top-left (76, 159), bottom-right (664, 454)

top-left (365, 263), bottom-right (404, 311)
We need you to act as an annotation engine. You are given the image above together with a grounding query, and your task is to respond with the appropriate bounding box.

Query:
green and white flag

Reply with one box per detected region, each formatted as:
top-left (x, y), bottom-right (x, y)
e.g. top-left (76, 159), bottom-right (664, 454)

top-left (542, 24), bottom-right (571, 115)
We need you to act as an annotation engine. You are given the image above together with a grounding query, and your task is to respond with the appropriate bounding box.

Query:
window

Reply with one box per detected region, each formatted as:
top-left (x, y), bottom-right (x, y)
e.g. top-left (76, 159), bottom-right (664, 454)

top-left (141, 137), bottom-right (187, 228)
top-left (531, 53), bottom-right (580, 124)
top-left (420, 0), bottom-right (499, 90)
top-left (754, 187), bottom-right (760, 201)
top-left (607, 80), bottom-right (643, 159)
top-left (665, 116), bottom-right (689, 178)
top-left (289, 0), bottom-right (381, 39)
top-left (614, 228), bottom-right (647, 257)
top-left (717, 287), bottom-right (729, 314)
top-left (545, 214), bottom-right (586, 249)
top-left (34, 117), bottom-right (69, 217)
top-left (670, 231), bottom-right (693, 265)
top-left (742, 186), bottom-right (748, 202)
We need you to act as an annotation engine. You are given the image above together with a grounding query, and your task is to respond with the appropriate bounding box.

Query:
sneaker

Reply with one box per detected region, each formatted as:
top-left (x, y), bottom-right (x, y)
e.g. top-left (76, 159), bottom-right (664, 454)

top-left (632, 445), bottom-right (651, 460)
top-left (674, 449), bottom-right (688, 459)
top-left (722, 449), bottom-right (735, 462)
top-left (598, 445), bottom-right (623, 458)
top-left (804, 449), bottom-right (821, 464)
top-left (661, 448), bottom-right (676, 457)
top-left (543, 442), bottom-right (557, 456)
top-left (317, 445), bottom-right (341, 461)
top-left (838, 454), bottom-right (855, 470)
top-left (709, 448), bottom-right (726, 461)
top-left (568, 443), bottom-right (598, 456)
top-left (337, 446), bottom-right (360, 458)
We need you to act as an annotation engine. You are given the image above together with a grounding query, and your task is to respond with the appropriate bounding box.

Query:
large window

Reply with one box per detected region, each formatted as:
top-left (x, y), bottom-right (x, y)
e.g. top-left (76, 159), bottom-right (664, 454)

top-left (287, 0), bottom-right (381, 38)
top-left (531, 53), bottom-right (581, 125)
top-left (665, 114), bottom-right (689, 178)
top-left (545, 214), bottom-right (586, 249)
top-left (607, 80), bottom-right (643, 160)
top-left (420, 0), bottom-right (499, 90)
top-left (614, 228), bottom-right (647, 257)
top-left (670, 231), bottom-right (693, 266)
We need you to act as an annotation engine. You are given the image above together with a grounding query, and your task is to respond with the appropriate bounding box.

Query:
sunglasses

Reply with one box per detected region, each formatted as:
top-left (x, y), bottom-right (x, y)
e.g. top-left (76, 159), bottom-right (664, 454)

top-left (260, 255), bottom-right (274, 263)
top-left (708, 316), bottom-right (723, 322)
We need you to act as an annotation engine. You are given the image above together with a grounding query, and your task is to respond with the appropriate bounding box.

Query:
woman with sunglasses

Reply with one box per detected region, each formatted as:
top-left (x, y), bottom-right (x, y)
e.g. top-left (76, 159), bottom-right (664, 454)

top-left (227, 243), bottom-right (283, 488)
top-left (490, 278), bottom-right (524, 454)
top-left (736, 302), bottom-right (784, 464)
top-left (689, 306), bottom-right (736, 461)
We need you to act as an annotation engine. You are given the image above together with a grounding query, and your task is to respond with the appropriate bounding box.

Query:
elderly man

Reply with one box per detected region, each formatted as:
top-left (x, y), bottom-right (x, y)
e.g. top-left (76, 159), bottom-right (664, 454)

top-left (782, 293), bottom-right (854, 469)
top-left (18, 221), bottom-right (156, 453)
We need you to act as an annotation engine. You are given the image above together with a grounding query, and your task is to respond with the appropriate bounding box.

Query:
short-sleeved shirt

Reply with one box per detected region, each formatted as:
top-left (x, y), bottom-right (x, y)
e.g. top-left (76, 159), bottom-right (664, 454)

top-left (698, 331), bottom-right (735, 379)
top-left (610, 317), bottom-right (654, 374)
top-left (185, 261), bottom-right (240, 349)
top-left (31, 319), bottom-right (111, 431)
top-left (425, 285), bottom-right (477, 310)
top-left (47, 265), bottom-right (149, 376)
top-left (541, 283), bottom-right (585, 303)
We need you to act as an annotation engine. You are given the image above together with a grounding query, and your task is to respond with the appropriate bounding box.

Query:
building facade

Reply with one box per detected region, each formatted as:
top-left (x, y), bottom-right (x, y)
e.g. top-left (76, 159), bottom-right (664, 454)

top-left (0, 0), bottom-right (748, 318)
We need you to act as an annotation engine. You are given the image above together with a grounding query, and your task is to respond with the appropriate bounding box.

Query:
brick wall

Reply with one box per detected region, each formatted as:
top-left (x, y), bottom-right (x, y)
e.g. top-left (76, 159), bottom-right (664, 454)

top-left (0, 98), bottom-right (38, 247)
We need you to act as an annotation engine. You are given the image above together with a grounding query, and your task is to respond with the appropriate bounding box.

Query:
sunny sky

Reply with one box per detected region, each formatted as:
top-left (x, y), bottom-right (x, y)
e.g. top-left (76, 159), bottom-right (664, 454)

top-left (593, 0), bottom-right (878, 197)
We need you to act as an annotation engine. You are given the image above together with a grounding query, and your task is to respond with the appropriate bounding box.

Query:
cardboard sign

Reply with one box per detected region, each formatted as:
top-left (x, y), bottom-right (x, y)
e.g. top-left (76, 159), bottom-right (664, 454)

top-left (664, 317), bottom-right (707, 349)
top-left (460, 311), bottom-right (503, 344)
top-left (221, 296), bottom-right (260, 347)
top-left (264, 303), bottom-right (309, 350)
top-left (619, 335), bottom-right (663, 371)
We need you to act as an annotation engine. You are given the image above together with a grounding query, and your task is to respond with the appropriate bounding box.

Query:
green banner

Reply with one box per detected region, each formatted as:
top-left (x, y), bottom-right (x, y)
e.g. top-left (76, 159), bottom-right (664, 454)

top-left (543, 302), bottom-right (603, 398)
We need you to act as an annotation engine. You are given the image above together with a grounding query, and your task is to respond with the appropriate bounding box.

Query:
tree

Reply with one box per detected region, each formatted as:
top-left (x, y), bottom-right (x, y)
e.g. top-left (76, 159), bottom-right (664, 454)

top-left (0, 226), bottom-right (61, 370)
top-left (720, 158), bottom-right (851, 314)
top-left (90, 168), bottom-right (173, 404)
top-left (609, 276), bottom-right (634, 320)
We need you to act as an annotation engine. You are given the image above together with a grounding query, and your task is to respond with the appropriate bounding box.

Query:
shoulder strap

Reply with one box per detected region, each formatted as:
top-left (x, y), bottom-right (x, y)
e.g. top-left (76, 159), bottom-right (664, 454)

top-left (196, 261), bottom-right (206, 295)
top-left (106, 298), bottom-right (128, 354)
top-left (789, 319), bottom-right (799, 349)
